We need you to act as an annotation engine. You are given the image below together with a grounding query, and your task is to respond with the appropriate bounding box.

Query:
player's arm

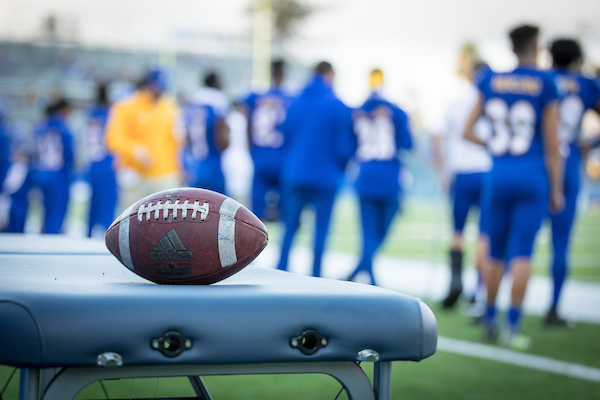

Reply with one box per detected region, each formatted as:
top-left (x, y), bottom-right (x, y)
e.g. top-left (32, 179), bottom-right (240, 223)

top-left (395, 108), bottom-right (413, 151)
top-left (462, 95), bottom-right (486, 146)
top-left (62, 128), bottom-right (74, 172)
top-left (334, 101), bottom-right (357, 167)
top-left (542, 100), bottom-right (564, 213)
top-left (214, 116), bottom-right (230, 152)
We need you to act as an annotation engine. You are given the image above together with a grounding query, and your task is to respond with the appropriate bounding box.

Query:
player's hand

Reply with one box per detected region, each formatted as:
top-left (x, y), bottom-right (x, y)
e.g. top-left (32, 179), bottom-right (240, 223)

top-left (549, 190), bottom-right (565, 214)
top-left (133, 144), bottom-right (153, 169)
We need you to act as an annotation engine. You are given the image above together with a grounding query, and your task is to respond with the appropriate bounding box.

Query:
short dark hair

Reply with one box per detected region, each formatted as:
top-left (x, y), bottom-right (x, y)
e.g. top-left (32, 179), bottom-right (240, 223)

top-left (46, 98), bottom-right (70, 116)
top-left (272, 59), bottom-right (285, 80)
top-left (509, 25), bottom-right (539, 55)
top-left (550, 39), bottom-right (582, 68)
top-left (96, 84), bottom-right (109, 106)
top-left (315, 61), bottom-right (333, 76)
top-left (204, 72), bottom-right (220, 89)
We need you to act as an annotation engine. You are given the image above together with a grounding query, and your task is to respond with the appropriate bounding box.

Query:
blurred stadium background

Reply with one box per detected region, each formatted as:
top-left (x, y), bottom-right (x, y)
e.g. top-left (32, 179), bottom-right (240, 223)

top-left (0, 0), bottom-right (600, 399)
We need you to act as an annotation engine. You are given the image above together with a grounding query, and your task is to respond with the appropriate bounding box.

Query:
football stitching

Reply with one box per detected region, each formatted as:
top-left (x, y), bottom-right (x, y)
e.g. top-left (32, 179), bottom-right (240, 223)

top-left (137, 199), bottom-right (210, 222)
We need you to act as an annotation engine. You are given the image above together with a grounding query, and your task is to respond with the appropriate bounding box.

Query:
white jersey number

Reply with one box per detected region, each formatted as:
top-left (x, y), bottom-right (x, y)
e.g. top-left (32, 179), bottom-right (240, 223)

top-left (355, 115), bottom-right (396, 161)
top-left (37, 130), bottom-right (64, 171)
top-left (252, 101), bottom-right (285, 148)
top-left (87, 119), bottom-right (106, 162)
top-left (484, 98), bottom-right (536, 157)
top-left (558, 94), bottom-right (584, 144)
top-left (188, 108), bottom-right (209, 160)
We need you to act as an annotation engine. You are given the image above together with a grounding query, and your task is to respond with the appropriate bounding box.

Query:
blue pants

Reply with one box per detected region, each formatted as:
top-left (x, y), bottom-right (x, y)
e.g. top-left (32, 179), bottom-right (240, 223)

top-left (88, 157), bottom-right (118, 237)
top-left (252, 170), bottom-right (281, 221)
top-left (36, 170), bottom-right (70, 234)
top-left (350, 196), bottom-right (399, 284)
top-left (5, 169), bottom-right (33, 233)
top-left (277, 187), bottom-right (336, 277)
top-left (484, 161), bottom-right (548, 263)
top-left (549, 152), bottom-right (580, 308)
top-left (451, 172), bottom-right (485, 233)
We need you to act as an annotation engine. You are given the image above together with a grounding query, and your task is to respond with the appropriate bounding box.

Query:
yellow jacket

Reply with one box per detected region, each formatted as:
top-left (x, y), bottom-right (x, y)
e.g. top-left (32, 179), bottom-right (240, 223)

top-left (105, 90), bottom-right (183, 178)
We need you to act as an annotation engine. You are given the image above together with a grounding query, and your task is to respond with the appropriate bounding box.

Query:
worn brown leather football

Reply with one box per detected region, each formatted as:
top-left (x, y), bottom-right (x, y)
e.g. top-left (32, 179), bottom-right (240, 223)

top-left (105, 188), bottom-right (268, 285)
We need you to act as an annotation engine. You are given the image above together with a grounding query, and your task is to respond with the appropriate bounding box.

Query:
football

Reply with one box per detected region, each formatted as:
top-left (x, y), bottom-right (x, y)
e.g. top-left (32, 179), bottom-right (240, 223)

top-left (105, 188), bottom-right (268, 285)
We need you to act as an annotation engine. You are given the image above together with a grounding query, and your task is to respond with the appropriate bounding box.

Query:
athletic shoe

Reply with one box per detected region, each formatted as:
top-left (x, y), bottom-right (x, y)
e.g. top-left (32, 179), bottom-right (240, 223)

top-left (544, 308), bottom-right (575, 328)
top-left (482, 321), bottom-right (498, 342)
top-left (499, 330), bottom-right (532, 351)
top-left (467, 298), bottom-right (485, 324)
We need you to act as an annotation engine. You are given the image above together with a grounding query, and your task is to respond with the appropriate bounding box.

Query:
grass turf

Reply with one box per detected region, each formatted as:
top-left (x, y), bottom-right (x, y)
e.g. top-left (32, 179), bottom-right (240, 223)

top-left (2, 196), bottom-right (599, 399)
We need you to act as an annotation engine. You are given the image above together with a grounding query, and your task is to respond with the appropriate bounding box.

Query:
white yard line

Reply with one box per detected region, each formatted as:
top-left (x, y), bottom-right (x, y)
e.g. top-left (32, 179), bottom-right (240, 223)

top-left (437, 336), bottom-right (600, 382)
top-left (253, 245), bottom-right (600, 324)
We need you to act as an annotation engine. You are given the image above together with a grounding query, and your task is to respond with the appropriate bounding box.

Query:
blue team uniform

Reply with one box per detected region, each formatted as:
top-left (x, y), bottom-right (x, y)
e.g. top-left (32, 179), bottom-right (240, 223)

top-left (0, 117), bottom-right (10, 188)
top-left (244, 88), bottom-right (293, 220)
top-left (452, 173), bottom-right (487, 232)
top-left (32, 114), bottom-right (74, 234)
top-left (277, 75), bottom-right (355, 277)
top-left (478, 67), bottom-right (559, 262)
top-left (183, 102), bottom-right (225, 194)
top-left (349, 92), bottom-right (413, 284)
top-left (87, 105), bottom-right (118, 237)
top-left (549, 71), bottom-right (600, 308)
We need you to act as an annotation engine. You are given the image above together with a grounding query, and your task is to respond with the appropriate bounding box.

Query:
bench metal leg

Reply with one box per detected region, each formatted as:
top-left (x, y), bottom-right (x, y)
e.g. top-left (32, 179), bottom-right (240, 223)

top-left (188, 375), bottom-right (213, 400)
top-left (42, 362), bottom-right (375, 400)
top-left (373, 361), bottom-right (392, 400)
top-left (18, 368), bottom-right (40, 400)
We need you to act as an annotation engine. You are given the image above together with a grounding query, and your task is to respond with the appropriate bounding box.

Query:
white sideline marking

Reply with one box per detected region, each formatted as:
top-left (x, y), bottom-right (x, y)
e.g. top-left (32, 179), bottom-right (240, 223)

top-left (438, 336), bottom-right (600, 382)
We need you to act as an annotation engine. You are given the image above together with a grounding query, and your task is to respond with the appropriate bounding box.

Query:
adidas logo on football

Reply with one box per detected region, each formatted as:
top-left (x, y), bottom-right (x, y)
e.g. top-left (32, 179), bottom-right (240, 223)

top-left (149, 229), bottom-right (194, 261)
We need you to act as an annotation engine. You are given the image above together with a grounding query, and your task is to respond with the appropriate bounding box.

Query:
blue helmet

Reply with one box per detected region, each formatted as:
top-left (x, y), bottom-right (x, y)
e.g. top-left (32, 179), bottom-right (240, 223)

top-left (146, 68), bottom-right (171, 93)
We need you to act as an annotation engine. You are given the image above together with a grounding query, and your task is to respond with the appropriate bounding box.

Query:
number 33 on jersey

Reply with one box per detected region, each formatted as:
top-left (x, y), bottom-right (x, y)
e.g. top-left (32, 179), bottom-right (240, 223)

top-left (477, 69), bottom-right (559, 160)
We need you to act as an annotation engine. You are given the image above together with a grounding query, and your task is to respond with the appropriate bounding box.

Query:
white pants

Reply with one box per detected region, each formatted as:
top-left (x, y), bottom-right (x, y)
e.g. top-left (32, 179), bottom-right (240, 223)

top-left (116, 168), bottom-right (182, 213)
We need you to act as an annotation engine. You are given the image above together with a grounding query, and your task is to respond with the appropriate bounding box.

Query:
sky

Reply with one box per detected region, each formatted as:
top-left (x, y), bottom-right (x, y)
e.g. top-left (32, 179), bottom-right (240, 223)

top-left (1, 0), bottom-right (600, 128)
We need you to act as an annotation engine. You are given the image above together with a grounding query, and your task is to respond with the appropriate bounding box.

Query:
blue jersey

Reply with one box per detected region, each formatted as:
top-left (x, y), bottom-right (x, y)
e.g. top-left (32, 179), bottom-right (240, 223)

top-left (478, 67), bottom-right (559, 261)
top-left (33, 115), bottom-right (74, 173)
top-left (183, 102), bottom-right (225, 191)
top-left (244, 88), bottom-right (293, 175)
top-left (0, 118), bottom-right (10, 185)
top-left (87, 105), bottom-right (111, 162)
top-left (553, 70), bottom-right (600, 155)
top-left (280, 75), bottom-right (355, 191)
top-left (183, 103), bottom-right (220, 164)
top-left (478, 67), bottom-right (559, 165)
top-left (353, 93), bottom-right (413, 199)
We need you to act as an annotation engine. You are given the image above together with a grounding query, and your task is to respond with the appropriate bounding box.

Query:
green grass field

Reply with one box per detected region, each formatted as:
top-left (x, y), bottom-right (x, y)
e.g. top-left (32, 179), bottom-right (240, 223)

top-left (1, 195), bottom-right (599, 399)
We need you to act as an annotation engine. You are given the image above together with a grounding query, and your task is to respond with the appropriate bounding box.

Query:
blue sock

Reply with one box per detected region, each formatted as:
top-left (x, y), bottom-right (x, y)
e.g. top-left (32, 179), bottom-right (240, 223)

top-left (484, 303), bottom-right (496, 324)
top-left (507, 306), bottom-right (521, 333)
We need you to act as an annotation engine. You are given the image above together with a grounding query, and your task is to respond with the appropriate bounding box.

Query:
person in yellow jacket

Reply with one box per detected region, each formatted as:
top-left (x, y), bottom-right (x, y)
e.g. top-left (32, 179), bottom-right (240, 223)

top-left (105, 69), bottom-right (183, 211)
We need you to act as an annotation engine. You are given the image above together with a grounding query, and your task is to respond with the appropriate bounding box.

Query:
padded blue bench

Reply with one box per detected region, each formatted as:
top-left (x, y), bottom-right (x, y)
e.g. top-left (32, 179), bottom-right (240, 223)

top-left (0, 234), bottom-right (437, 400)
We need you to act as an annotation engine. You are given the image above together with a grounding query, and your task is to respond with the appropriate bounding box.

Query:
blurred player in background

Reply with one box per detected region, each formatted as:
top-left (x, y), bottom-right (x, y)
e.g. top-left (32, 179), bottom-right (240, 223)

top-left (433, 46), bottom-right (492, 310)
top-left (0, 103), bottom-right (12, 230)
top-left (0, 103), bottom-right (9, 189)
top-left (105, 68), bottom-right (183, 210)
top-left (191, 72), bottom-right (231, 120)
top-left (547, 39), bottom-right (600, 326)
top-left (86, 83), bottom-right (118, 237)
top-left (243, 59), bottom-right (293, 220)
top-left (182, 71), bottom-right (230, 194)
top-left (464, 25), bottom-right (563, 349)
top-left (7, 98), bottom-right (75, 234)
top-left (183, 73), bottom-right (230, 194)
top-left (346, 69), bottom-right (413, 285)
top-left (277, 61), bottom-right (355, 277)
